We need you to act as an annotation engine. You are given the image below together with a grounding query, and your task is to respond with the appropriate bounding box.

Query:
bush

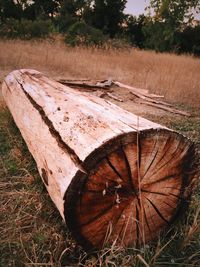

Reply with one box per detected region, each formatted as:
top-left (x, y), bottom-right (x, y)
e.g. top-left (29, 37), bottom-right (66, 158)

top-left (0, 18), bottom-right (53, 39)
top-left (142, 21), bottom-right (176, 52)
top-left (27, 19), bottom-right (53, 38)
top-left (54, 13), bottom-right (77, 33)
top-left (177, 25), bottom-right (200, 56)
top-left (102, 38), bottom-right (131, 50)
top-left (65, 21), bottom-right (105, 46)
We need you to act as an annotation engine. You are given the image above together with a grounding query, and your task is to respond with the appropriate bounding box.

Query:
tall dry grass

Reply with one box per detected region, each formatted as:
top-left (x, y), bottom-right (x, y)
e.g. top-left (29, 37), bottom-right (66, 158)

top-left (0, 39), bottom-right (200, 107)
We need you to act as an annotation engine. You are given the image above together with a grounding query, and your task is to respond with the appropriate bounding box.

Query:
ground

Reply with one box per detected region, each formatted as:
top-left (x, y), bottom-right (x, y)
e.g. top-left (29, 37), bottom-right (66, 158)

top-left (0, 39), bottom-right (200, 266)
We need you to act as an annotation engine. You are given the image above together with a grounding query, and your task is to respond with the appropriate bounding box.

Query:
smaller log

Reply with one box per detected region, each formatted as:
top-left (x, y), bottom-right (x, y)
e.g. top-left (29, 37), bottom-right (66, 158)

top-left (114, 81), bottom-right (164, 98)
top-left (90, 91), bottom-right (123, 102)
top-left (139, 100), bottom-right (191, 117)
top-left (58, 79), bottom-right (109, 89)
top-left (106, 92), bottom-right (123, 102)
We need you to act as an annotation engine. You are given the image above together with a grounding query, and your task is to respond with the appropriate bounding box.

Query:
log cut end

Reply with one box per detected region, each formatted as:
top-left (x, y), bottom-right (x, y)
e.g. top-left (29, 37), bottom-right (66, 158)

top-left (64, 129), bottom-right (196, 250)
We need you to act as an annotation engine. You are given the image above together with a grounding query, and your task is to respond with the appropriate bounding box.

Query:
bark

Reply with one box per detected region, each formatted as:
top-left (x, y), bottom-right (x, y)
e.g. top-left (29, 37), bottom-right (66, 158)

top-left (2, 69), bottom-right (196, 250)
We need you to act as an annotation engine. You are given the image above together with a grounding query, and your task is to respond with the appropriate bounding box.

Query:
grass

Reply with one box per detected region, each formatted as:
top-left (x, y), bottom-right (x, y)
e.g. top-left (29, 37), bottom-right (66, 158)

top-left (0, 39), bottom-right (200, 107)
top-left (0, 107), bottom-right (76, 266)
top-left (0, 39), bottom-right (200, 266)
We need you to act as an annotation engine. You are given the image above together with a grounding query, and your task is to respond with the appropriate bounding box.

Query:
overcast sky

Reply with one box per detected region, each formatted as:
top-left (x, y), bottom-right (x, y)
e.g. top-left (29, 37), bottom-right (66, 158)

top-left (125, 0), bottom-right (200, 19)
top-left (125, 0), bottom-right (150, 16)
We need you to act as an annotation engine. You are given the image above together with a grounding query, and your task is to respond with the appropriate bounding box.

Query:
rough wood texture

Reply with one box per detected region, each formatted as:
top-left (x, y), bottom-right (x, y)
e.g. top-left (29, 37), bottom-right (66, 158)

top-left (2, 69), bottom-right (196, 250)
top-left (58, 79), bottom-right (191, 117)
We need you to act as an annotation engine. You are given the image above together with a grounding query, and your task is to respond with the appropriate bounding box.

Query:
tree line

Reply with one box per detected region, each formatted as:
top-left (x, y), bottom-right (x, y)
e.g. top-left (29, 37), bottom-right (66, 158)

top-left (0, 0), bottom-right (200, 55)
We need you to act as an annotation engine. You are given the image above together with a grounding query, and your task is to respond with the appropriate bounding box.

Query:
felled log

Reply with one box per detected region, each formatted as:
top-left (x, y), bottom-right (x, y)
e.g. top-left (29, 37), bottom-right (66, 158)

top-left (2, 69), bottom-right (196, 250)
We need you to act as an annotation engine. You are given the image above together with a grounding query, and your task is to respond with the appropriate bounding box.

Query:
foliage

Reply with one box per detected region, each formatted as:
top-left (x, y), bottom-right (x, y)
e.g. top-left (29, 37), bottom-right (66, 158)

top-left (91, 0), bottom-right (127, 37)
top-left (178, 25), bottom-right (200, 56)
top-left (65, 20), bottom-right (105, 46)
top-left (55, 12), bottom-right (78, 33)
top-left (0, 0), bottom-right (200, 54)
top-left (148, 0), bottom-right (200, 26)
top-left (142, 20), bottom-right (177, 52)
top-left (124, 14), bottom-right (146, 48)
top-left (31, 0), bottom-right (60, 18)
top-left (143, 0), bottom-right (200, 53)
top-left (0, 0), bottom-right (60, 21)
top-left (0, 0), bottom-right (23, 21)
top-left (0, 18), bottom-right (53, 39)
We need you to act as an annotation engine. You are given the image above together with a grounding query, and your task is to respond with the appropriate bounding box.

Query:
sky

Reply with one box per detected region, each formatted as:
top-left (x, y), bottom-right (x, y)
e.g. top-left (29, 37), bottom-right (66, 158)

top-left (125, 0), bottom-right (200, 19)
top-left (125, 0), bottom-right (150, 16)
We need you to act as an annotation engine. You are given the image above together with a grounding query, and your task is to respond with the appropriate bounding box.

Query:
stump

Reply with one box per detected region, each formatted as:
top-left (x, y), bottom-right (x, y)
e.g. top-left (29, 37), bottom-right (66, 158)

top-left (2, 69), bottom-right (196, 250)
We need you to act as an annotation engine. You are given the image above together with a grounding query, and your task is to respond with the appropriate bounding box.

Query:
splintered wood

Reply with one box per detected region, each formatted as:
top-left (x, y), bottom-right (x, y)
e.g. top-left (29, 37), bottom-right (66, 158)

top-left (2, 69), bottom-right (196, 251)
top-left (59, 79), bottom-right (191, 117)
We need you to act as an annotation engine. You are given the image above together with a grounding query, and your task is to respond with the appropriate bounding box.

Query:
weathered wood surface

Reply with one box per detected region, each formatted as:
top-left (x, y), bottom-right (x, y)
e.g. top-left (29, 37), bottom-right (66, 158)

top-left (2, 69), bottom-right (196, 250)
top-left (58, 79), bottom-right (191, 117)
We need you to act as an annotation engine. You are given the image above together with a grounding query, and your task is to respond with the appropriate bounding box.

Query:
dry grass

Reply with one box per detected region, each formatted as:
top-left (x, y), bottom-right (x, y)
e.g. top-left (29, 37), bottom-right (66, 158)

top-left (0, 39), bottom-right (200, 266)
top-left (0, 39), bottom-right (200, 107)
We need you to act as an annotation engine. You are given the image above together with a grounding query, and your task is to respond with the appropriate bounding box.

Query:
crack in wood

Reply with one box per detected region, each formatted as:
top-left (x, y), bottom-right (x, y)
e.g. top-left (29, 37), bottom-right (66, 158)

top-left (142, 146), bottom-right (159, 181)
top-left (106, 156), bottom-right (123, 182)
top-left (142, 201), bottom-right (152, 237)
top-left (120, 147), bottom-right (137, 195)
top-left (150, 138), bottom-right (186, 178)
top-left (3, 79), bottom-right (11, 93)
top-left (141, 189), bottom-right (170, 196)
top-left (136, 203), bottom-right (140, 248)
top-left (169, 193), bottom-right (183, 200)
top-left (41, 168), bottom-right (49, 186)
top-left (163, 201), bottom-right (176, 209)
top-left (151, 136), bottom-right (172, 169)
top-left (146, 197), bottom-right (170, 224)
top-left (143, 172), bottom-right (181, 187)
top-left (15, 78), bottom-right (87, 173)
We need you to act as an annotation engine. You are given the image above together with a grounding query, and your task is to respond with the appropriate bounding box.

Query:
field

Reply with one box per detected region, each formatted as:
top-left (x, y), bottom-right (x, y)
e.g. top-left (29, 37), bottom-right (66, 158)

top-left (0, 39), bottom-right (200, 267)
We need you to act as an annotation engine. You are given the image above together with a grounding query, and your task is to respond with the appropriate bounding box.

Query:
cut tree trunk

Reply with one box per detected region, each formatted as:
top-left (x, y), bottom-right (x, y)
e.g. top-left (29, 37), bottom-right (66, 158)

top-left (2, 69), bottom-right (196, 250)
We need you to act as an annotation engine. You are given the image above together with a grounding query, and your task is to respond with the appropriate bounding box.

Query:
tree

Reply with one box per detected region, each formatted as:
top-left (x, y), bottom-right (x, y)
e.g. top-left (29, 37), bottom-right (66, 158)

top-left (92, 0), bottom-right (127, 38)
top-left (56, 0), bottom-right (92, 33)
top-left (143, 0), bottom-right (200, 52)
top-left (0, 0), bottom-right (23, 21)
top-left (148, 0), bottom-right (200, 26)
top-left (24, 0), bottom-right (60, 19)
top-left (143, 19), bottom-right (176, 52)
top-left (0, 0), bottom-right (60, 21)
top-left (124, 14), bottom-right (146, 47)
top-left (66, 20), bottom-right (105, 46)
top-left (177, 25), bottom-right (200, 56)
